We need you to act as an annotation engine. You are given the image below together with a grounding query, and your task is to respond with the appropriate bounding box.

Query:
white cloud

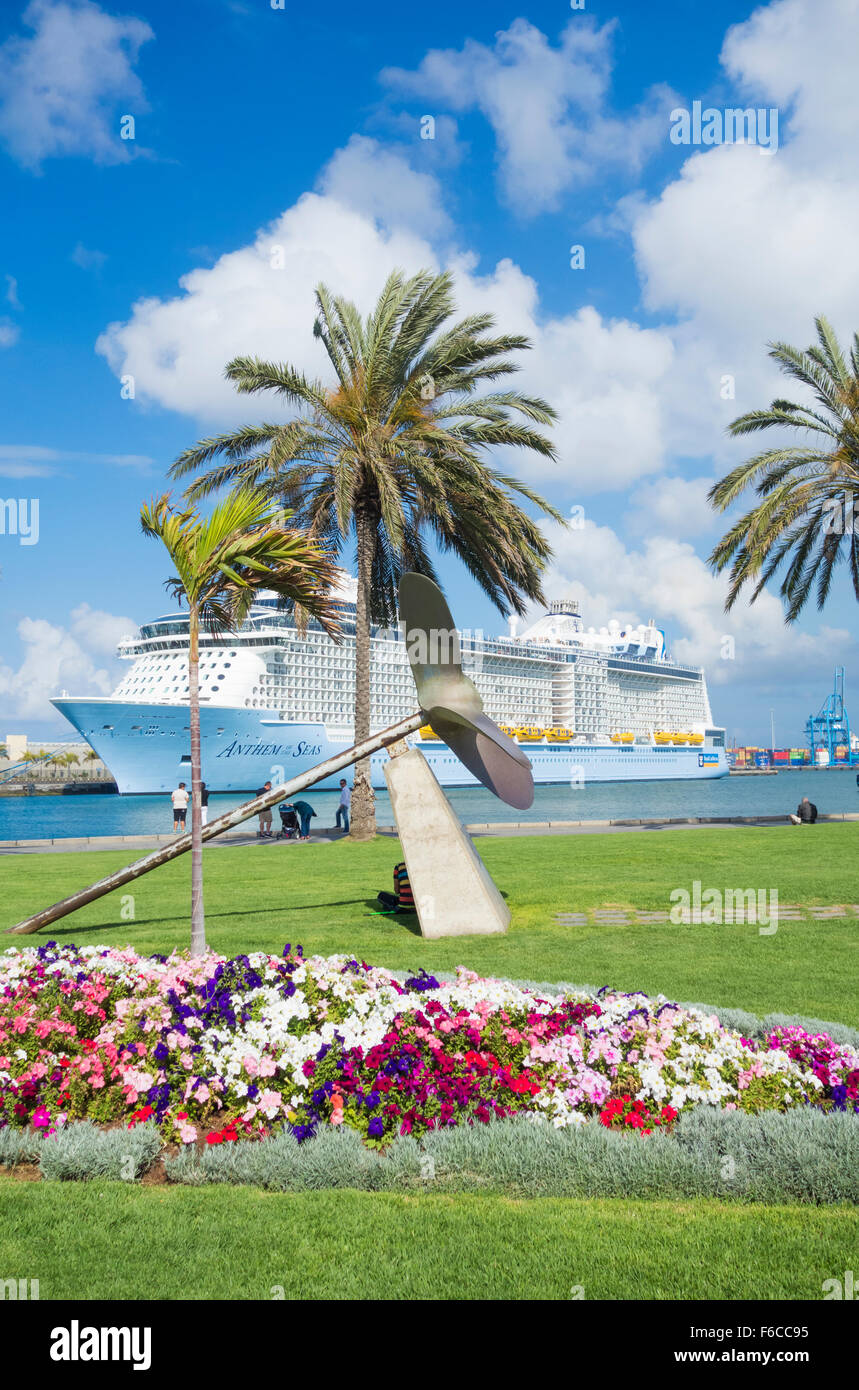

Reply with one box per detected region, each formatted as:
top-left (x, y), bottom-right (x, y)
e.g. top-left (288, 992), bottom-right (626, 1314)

top-left (0, 444), bottom-right (154, 473)
top-left (382, 17), bottom-right (674, 213)
top-left (71, 242), bottom-right (108, 271)
top-left (70, 602), bottom-right (136, 656)
top-left (721, 0), bottom-right (859, 165)
top-left (96, 188), bottom-right (676, 489)
top-left (0, 317), bottom-right (20, 347)
top-left (91, 0), bottom-right (859, 504)
top-left (541, 516), bottom-right (857, 694)
top-left (0, 0), bottom-right (153, 171)
top-left (96, 191), bottom-right (443, 422)
top-left (0, 608), bottom-right (135, 720)
top-left (624, 475), bottom-right (718, 537)
top-left (316, 135), bottom-right (452, 240)
top-left (0, 462), bottom-right (54, 478)
top-left (5, 275), bottom-right (21, 308)
top-left (625, 0), bottom-right (859, 466)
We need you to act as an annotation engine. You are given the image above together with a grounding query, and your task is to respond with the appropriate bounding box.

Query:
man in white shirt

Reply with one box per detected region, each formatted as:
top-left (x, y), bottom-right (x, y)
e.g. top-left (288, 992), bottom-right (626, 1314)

top-left (171, 782), bottom-right (189, 834)
top-left (335, 778), bottom-right (351, 833)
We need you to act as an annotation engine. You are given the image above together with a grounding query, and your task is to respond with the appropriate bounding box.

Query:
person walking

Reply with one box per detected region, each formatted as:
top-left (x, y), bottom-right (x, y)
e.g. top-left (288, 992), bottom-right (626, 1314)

top-left (255, 781), bottom-right (273, 837)
top-left (199, 782), bottom-right (209, 826)
top-left (171, 782), bottom-right (189, 834)
top-left (291, 799), bottom-right (316, 840)
top-left (335, 778), bottom-right (351, 833)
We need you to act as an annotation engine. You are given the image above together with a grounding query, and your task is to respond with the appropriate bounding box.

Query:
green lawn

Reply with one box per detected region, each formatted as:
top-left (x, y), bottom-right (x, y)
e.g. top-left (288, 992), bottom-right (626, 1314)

top-left (1, 824), bottom-right (857, 1023)
top-left (1, 1178), bottom-right (855, 1300)
top-left (2, 825), bottom-right (856, 1302)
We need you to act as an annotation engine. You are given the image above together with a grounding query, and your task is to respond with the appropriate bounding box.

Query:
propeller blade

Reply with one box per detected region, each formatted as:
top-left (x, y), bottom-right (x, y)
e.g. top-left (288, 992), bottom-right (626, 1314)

top-left (398, 573), bottom-right (535, 810)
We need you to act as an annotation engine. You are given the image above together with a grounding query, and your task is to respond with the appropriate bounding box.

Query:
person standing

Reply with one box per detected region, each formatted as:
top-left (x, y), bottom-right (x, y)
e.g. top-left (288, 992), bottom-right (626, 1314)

top-left (335, 778), bottom-right (351, 833)
top-left (291, 799), bottom-right (316, 840)
top-left (199, 782), bottom-right (209, 827)
top-left (255, 781), bottom-right (273, 837)
top-left (171, 782), bottom-right (189, 834)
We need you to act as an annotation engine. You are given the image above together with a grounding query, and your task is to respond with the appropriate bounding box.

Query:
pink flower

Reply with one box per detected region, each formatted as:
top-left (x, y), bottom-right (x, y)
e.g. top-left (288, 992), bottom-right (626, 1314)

top-left (243, 1055), bottom-right (259, 1077)
top-left (179, 1123), bottom-right (197, 1144)
top-left (258, 1089), bottom-right (282, 1118)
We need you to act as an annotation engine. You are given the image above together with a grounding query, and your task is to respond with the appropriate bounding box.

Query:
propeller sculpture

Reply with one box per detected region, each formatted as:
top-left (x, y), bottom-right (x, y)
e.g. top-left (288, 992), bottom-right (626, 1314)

top-left (5, 574), bottom-right (534, 936)
top-left (398, 573), bottom-right (534, 812)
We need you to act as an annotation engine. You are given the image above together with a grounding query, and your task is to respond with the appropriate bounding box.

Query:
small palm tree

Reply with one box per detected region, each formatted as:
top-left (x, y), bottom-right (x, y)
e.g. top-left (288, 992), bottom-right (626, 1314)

top-left (710, 316), bottom-right (859, 619)
top-left (170, 268), bottom-right (562, 838)
top-left (140, 488), bottom-right (341, 953)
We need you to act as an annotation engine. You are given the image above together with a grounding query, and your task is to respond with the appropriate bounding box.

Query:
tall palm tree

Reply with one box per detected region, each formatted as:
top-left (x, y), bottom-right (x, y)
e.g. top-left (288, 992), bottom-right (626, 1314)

top-left (60, 752), bottom-right (79, 781)
top-left (170, 268), bottom-right (563, 838)
top-left (82, 747), bottom-right (101, 781)
top-left (709, 316), bottom-right (859, 619)
top-left (140, 488), bottom-right (341, 953)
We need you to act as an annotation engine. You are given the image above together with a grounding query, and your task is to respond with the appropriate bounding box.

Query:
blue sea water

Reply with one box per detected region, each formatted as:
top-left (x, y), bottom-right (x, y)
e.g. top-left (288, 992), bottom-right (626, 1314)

top-left (0, 768), bottom-right (855, 840)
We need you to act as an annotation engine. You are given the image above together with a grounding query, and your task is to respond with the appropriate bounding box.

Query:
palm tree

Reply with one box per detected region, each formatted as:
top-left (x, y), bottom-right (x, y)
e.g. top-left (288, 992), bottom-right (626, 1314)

top-left (140, 488), bottom-right (341, 953)
top-left (170, 268), bottom-right (562, 838)
top-left (58, 752), bottom-right (79, 781)
top-left (709, 316), bottom-right (859, 619)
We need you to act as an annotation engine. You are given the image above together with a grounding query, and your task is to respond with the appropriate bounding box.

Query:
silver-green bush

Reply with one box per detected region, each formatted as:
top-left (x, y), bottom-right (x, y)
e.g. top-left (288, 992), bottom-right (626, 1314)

top-left (0, 1126), bottom-right (42, 1167)
top-left (38, 1121), bottom-right (161, 1182)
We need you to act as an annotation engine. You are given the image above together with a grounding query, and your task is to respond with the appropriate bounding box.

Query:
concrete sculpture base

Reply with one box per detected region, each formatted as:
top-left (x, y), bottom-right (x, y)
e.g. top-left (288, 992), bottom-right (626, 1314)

top-left (384, 747), bottom-right (510, 938)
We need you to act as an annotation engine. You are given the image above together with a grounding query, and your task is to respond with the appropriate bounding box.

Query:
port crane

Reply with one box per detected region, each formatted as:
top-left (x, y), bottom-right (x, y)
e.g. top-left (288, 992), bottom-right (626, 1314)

top-left (805, 668), bottom-right (859, 767)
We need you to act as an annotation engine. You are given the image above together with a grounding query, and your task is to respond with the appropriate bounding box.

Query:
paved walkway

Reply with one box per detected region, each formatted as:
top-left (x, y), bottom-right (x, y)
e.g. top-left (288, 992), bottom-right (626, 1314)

top-left (553, 902), bottom-right (859, 925)
top-left (0, 812), bottom-right (857, 855)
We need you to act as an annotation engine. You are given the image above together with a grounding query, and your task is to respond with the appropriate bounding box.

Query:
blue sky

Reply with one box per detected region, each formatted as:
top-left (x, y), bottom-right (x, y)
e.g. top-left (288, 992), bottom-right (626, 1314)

top-left (2, 0), bottom-right (858, 747)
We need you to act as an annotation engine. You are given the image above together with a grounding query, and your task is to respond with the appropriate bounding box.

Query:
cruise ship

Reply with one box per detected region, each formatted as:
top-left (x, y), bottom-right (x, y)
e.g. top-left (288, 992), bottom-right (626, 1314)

top-left (52, 577), bottom-right (727, 793)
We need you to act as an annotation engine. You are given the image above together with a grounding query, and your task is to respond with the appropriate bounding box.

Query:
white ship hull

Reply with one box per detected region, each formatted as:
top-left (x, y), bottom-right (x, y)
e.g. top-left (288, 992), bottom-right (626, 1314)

top-left (52, 700), bottom-right (728, 793)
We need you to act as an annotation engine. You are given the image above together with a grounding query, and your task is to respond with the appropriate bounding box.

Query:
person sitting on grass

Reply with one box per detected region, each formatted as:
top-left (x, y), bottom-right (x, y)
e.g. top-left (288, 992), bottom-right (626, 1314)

top-left (376, 861), bottom-right (415, 914)
top-left (788, 795), bottom-right (818, 825)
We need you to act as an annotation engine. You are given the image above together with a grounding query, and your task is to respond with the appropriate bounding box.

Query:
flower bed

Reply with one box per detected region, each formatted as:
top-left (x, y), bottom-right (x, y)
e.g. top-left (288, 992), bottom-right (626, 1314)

top-left (1, 941), bottom-right (857, 1147)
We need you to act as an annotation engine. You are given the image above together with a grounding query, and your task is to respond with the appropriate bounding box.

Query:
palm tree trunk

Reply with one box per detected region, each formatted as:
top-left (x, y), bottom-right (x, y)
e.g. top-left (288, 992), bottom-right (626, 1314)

top-left (188, 603), bottom-right (206, 953)
top-left (350, 506), bottom-right (376, 839)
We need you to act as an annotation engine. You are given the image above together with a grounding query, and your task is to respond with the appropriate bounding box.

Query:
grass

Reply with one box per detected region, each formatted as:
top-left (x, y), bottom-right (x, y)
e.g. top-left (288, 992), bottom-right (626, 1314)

top-left (2, 824), bottom-right (856, 1301)
top-left (1, 823), bottom-right (857, 1024)
top-left (1, 1178), bottom-right (856, 1300)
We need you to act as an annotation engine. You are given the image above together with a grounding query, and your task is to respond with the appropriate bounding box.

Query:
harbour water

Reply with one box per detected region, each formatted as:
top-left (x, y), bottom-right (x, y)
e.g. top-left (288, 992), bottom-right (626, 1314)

top-left (0, 768), bottom-right (854, 840)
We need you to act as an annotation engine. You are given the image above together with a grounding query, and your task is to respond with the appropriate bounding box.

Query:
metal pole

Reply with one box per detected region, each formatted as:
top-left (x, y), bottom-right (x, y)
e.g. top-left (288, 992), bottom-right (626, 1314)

top-left (4, 711), bottom-right (424, 936)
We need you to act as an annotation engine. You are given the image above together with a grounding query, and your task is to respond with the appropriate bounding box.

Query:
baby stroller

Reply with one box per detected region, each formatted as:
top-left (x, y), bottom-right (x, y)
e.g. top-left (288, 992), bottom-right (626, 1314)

top-left (276, 804), bottom-right (300, 840)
